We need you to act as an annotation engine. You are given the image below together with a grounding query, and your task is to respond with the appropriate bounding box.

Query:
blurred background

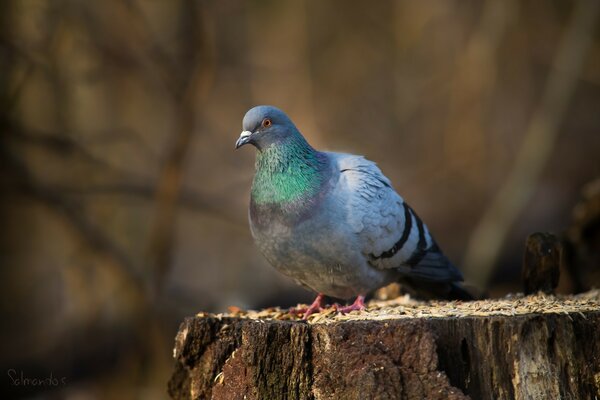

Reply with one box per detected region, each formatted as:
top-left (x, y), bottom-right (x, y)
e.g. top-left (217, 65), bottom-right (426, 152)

top-left (1, 0), bottom-right (599, 398)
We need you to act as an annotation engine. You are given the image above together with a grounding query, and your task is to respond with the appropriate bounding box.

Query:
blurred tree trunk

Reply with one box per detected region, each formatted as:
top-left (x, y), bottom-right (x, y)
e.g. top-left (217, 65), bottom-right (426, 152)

top-left (144, 0), bottom-right (215, 295)
top-left (463, 0), bottom-right (600, 287)
top-left (245, 2), bottom-right (321, 146)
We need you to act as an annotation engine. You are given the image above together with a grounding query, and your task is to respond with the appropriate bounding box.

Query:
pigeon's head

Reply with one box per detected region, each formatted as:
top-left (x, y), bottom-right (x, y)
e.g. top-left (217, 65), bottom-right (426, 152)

top-left (235, 105), bottom-right (300, 150)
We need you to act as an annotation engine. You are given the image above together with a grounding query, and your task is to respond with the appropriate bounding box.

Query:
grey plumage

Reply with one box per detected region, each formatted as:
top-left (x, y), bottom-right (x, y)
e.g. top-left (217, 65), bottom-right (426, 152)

top-left (236, 105), bottom-right (471, 301)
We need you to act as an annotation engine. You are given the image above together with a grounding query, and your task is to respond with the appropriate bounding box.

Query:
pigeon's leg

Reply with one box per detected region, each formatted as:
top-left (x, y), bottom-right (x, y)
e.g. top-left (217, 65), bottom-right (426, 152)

top-left (303, 293), bottom-right (326, 319)
top-left (335, 295), bottom-right (366, 314)
top-left (289, 293), bottom-right (325, 319)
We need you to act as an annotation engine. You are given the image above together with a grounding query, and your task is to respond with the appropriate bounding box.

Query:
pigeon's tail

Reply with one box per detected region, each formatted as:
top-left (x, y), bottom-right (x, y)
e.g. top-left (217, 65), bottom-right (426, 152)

top-left (394, 245), bottom-right (478, 300)
top-left (398, 279), bottom-right (478, 301)
top-left (424, 281), bottom-right (477, 301)
top-left (446, 282), bottom-right (476, 301)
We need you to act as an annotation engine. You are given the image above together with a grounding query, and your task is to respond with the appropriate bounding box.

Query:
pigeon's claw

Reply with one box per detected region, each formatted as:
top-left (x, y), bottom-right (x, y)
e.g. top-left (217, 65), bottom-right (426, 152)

top-left (334, 295), bottom-right (366, 315)
top-left (289, 293), bottom-right (325, 320)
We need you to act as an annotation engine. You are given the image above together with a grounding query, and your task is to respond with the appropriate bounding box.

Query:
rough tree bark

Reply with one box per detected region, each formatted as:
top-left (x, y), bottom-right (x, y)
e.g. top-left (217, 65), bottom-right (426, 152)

top-left (168, 292), bottom-right (600, 400)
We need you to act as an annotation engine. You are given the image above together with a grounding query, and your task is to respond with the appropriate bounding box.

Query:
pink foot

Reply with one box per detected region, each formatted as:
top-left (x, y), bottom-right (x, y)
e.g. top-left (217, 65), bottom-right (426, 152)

top-left (335, 295), bottom-right (366, 314)
top-left (289, 293), bottom-right (325, 320)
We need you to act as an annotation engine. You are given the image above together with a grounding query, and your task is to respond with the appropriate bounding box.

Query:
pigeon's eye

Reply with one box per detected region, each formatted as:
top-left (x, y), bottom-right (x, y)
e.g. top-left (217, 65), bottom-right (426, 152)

top-left (262, 118), bottom-right (272, 128)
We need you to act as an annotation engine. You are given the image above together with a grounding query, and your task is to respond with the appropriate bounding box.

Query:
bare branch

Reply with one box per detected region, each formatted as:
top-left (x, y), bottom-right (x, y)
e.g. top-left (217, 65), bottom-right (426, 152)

top-left (143, 0), bottom-right (216, 295)
top-left (37, 182), bottom-right (247, 233)
top-left (1, 145), bottom-right (146, 295)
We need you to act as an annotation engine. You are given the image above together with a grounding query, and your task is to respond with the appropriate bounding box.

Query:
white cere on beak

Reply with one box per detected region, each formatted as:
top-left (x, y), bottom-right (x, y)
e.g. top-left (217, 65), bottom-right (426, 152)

top-left (235, 130), bottom-right (253, 149)
top-left (239, 131), bottom-right (251, 139)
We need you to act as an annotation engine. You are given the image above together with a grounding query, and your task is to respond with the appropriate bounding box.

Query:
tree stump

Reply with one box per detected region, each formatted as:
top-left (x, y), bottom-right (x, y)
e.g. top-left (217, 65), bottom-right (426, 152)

top-left (168, 291), bottom-right (600, 400)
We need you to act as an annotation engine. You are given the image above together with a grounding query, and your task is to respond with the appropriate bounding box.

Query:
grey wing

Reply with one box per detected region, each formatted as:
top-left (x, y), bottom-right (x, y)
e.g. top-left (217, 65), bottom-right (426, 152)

top-left (332, 153), bottom-right (463, 283)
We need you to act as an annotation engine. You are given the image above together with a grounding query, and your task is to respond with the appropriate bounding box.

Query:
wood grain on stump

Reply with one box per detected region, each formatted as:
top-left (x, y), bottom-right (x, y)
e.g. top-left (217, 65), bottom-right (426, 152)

top-left (168, 291), bottom-right (600, 400)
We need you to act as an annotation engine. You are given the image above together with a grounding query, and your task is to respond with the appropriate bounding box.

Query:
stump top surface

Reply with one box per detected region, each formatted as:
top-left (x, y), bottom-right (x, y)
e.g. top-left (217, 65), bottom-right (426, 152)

top-left (200, 289), bottom-right (600, 324)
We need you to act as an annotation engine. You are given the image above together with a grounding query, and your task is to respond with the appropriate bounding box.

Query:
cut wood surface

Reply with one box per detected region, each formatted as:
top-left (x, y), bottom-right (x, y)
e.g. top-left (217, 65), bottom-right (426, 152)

top-left (168, 291), bottom-right (600, 400)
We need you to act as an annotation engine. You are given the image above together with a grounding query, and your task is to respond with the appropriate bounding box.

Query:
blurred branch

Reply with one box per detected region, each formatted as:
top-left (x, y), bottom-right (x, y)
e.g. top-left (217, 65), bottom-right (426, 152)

top-left (143, 0), bottom-right (215, 295)
top-left (44, 182), bottom-right (247, 233)
top-left (245, 2), bottom-right (321, 144)
top-left (0, 42), bottom-right (38, 114)
top-left (5, 1), bottom-right (220, 299)
top-left (463, 0), bottom-right (600, 288)
top-left (3, 32), bottom-right (160, 172)
top-left (0, 4), bottom-right (148, 296)
top-left (9, 125), bottom-right (160, 177)
top-left (10, 126), bottom-right (119, 165)
top-left (442, 0), bottom-right (517, 179)
top-left (123, 0), bottom-right (178, 88)
top-left (1, 143), bottom-right (146, 294)
top-left (75, 2), bottom-right (171, 97)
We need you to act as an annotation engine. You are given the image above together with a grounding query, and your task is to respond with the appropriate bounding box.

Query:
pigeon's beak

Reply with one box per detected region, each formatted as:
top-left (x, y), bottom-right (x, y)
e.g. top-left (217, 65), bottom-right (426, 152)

top-left (235, 131), bottom-right (253, 149)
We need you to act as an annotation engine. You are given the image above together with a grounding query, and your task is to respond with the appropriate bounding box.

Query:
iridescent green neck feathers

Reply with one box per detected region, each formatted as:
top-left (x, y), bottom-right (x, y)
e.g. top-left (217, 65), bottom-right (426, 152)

top-left (251, 137), bottom-right (327, 205)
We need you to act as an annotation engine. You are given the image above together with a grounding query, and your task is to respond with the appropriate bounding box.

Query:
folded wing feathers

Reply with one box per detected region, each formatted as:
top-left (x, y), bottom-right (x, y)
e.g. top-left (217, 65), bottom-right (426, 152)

top-left (335, 153), bottom-right (462, 283)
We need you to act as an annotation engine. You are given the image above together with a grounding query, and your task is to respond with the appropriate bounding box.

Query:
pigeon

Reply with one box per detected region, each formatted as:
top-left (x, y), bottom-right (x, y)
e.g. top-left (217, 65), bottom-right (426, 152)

top-left (235, 105), bottom-right (472, 317)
